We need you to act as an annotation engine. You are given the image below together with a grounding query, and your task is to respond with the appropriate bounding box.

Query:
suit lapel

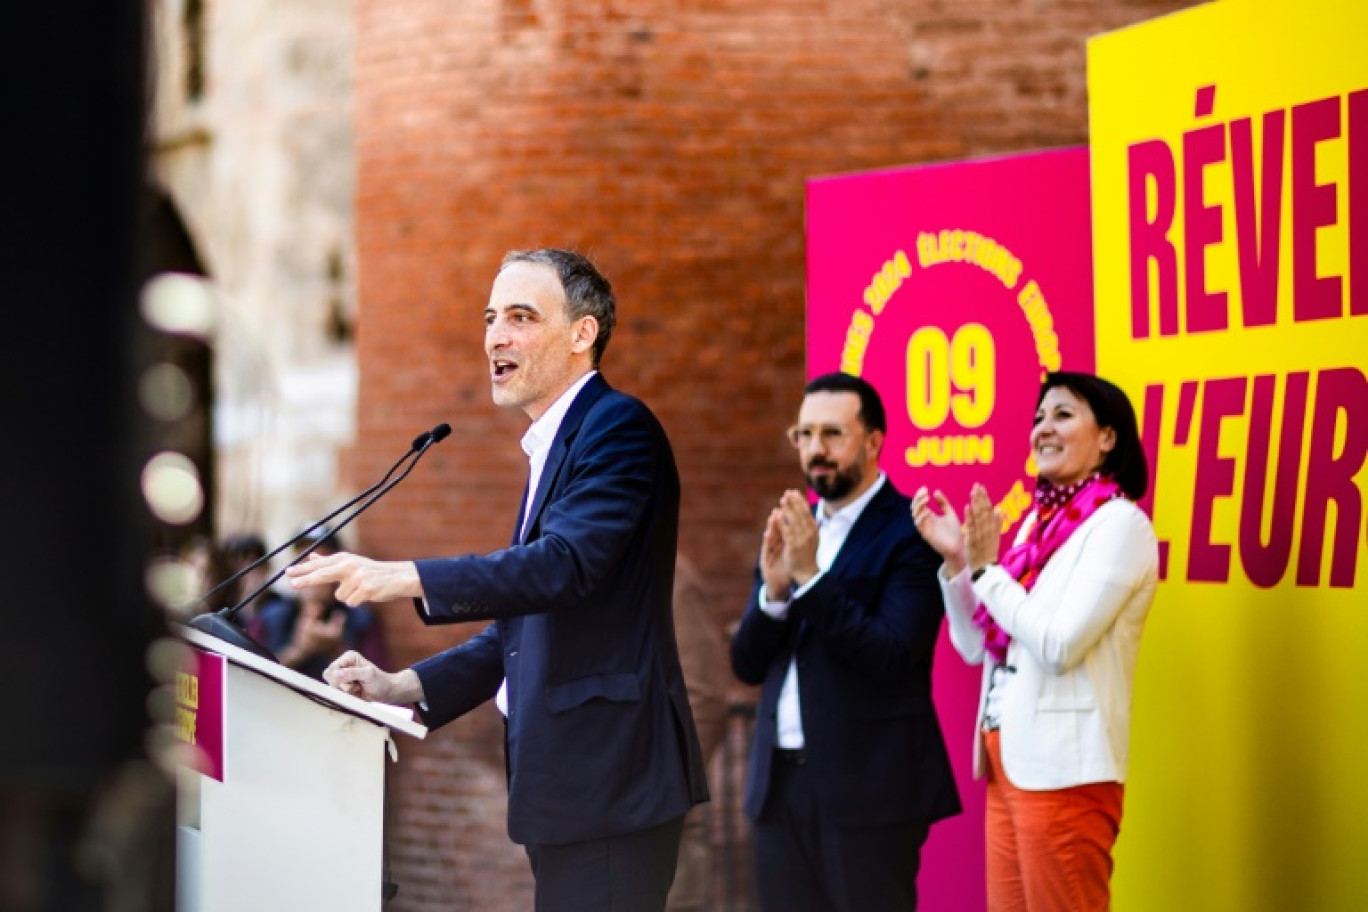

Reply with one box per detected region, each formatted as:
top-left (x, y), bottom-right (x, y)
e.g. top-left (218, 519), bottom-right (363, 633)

top-left (520, 373), bottom-right (610, 544)
top-left (511, 481), bottom-right (530, 546)
top-left (790, 482), bottom-right (894, 651)
top-left (824, 479), bottom-right (895, 578)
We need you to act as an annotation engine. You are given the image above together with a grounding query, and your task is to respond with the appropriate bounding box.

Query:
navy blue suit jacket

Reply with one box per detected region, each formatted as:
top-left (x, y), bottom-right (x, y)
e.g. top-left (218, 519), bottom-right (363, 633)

top-left (731, 479), bottom-right (961, 828)
top-left (409, 374), bottom-right (709, 846)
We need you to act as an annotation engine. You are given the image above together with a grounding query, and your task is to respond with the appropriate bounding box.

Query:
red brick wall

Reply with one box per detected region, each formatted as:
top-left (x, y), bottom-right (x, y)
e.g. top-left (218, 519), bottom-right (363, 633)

top-left (352, 1), bottom-right (1196, 908)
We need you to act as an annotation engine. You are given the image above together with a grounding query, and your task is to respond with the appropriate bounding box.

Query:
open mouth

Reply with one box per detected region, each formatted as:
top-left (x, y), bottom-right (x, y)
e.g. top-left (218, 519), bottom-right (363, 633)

top-left (491, 359), bottom-right (518, 381)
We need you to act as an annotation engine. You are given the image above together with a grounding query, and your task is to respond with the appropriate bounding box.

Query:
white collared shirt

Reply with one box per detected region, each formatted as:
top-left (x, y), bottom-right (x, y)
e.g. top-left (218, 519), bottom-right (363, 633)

top-left (495, 370), bottom-right (598, 716)
top-left (761, 472), bottom-right (886, 748)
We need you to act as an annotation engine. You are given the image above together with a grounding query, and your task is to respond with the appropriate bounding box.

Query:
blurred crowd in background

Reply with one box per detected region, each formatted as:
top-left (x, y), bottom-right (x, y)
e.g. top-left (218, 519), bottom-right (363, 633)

top-left (173, 525), bottom-right (388, 682)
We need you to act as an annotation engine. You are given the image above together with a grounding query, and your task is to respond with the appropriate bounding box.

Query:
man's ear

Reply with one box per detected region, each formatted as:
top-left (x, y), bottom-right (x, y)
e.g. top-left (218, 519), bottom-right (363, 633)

top-left (571, 315), bottom-right (598, 355)
top-left (865, 427), bottom-right (884, 461)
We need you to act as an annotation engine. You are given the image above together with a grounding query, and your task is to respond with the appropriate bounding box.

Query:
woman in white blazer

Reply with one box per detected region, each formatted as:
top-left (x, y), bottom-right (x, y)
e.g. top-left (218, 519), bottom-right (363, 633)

top-left (912, 372), bottom-right (1157, 912)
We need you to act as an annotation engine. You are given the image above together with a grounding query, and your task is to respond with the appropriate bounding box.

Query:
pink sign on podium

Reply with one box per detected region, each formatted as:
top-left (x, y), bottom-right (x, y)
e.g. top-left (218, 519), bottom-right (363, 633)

top-left (178, 646), bottom-right (226, 781)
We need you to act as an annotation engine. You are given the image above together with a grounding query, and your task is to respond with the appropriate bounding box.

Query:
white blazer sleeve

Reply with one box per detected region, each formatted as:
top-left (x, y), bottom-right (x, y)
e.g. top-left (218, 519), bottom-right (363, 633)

top-left (973, 502), bottom-right (1157, 675)
top-left (937, 563), bottom-right (986, 665)
top-left (938, 512), bottom-right (1037, 667)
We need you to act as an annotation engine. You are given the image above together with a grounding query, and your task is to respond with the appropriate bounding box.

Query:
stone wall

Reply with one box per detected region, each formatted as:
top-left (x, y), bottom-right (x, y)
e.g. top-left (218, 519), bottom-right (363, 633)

top-left (149, 0), bottom-right (359, 551)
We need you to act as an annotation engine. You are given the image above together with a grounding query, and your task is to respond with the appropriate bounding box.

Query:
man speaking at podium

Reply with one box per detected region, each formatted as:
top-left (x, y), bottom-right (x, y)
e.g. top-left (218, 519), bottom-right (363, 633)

top-left (287, 248), bottom-right (709, 912)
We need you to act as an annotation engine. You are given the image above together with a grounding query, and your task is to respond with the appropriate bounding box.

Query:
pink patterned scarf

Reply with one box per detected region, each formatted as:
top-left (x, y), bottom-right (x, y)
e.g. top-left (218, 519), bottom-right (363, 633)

top-left (973, 472), bottom-right (1124, 664)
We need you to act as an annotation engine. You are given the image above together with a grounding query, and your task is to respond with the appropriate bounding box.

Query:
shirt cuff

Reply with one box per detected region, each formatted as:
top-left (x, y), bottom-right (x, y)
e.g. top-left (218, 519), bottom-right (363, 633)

top-left (758, 588), bottom-right (791, 620)
top-left (939, 562), bottom-right (969, 583)
top-left (791, 569), bottom-right (824, 600)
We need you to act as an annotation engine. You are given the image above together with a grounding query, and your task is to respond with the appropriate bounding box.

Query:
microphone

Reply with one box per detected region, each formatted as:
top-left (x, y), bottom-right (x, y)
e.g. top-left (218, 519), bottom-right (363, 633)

top-left (191, 423), bottom-right (448, 613)
top-left (187, 423), bottom-right (450, 660)
top-left (410, 421), bottom-right (447, 450)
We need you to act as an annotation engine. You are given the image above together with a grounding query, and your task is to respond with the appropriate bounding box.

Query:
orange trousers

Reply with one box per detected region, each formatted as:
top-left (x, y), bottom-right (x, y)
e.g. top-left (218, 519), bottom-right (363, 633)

top-left (983, 729), bottom-right (1124, 912)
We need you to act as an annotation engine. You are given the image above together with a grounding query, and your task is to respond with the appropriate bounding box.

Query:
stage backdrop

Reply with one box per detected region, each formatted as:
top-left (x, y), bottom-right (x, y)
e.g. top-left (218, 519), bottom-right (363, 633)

top-left (806, 147), bottom-right (1094, 912)
top-left (1089, 0), bottom-right (1367, 909)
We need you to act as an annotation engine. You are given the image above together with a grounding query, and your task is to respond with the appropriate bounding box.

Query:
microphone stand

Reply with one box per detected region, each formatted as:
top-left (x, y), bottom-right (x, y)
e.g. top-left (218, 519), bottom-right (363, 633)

top-left (187, 424), bottom-right (449, 661)
top-left (190, 429), bottom-right (436, 615)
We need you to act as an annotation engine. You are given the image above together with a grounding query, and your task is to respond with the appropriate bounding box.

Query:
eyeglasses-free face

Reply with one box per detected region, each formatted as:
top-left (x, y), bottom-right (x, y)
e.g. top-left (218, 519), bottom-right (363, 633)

top-left (484, 260), bottom-right (598, 422)
top-left (1031, 385), bottom-right (1116, 488)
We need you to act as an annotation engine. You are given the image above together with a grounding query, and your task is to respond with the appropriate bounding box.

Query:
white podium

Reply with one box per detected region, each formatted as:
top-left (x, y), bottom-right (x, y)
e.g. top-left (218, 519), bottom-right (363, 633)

top-left (175, 626), bottom-right (426, 912)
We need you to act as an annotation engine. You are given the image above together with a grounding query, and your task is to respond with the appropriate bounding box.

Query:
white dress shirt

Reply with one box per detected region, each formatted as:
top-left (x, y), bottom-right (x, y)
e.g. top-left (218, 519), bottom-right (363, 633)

top-left (493, 370), bottom-right (597, 717)
top-left (760, 472), bottom-right (886, 748)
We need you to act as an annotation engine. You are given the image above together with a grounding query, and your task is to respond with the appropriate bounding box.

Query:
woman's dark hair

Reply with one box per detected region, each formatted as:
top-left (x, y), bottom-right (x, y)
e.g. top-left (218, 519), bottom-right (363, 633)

top-left (295, 522), bottom-right (343, 554)
top-left (803, 372), bottom-right (888, 433)
top-left (1037, 371), bottom-right (1149, 499)
top-left (220, 532), bottom-right (266, 563)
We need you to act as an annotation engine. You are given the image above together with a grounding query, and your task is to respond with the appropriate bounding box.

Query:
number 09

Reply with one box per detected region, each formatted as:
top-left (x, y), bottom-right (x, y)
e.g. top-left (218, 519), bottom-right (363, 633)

top-left (905, 324), bottom-right (995, 429)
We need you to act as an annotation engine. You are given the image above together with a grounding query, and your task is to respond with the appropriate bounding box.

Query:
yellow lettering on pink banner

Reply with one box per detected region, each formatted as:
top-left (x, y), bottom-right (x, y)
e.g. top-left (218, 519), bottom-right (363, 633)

top-left (840, 309), bottom-right (875, 375)
top-left (176, 671), bottom-right (199, 709)
top-left (176, 705), bottom-right (197, 746)
top-left (917, 229), bottom-right (1024, 289)
top-left (863, 250), bottom-right (911, 315)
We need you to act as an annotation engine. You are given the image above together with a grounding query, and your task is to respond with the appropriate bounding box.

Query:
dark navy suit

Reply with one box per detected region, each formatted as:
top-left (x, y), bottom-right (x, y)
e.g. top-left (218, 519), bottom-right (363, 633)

top-left (408, 374), bottom-right (709, 858)
top-left (731, 479), bottom-right (961, 910)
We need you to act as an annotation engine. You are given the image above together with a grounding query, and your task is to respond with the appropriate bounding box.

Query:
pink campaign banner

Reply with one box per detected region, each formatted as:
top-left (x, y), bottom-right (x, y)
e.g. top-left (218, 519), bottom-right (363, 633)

top-left (177, 647), bottom-right (226, 781)
top-left (805, 147), bottom-right (1095, 911)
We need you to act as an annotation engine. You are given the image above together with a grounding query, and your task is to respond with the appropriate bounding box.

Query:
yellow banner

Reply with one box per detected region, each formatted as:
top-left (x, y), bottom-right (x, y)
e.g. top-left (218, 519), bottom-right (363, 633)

top-left (1089, 1), bottom-right (1367, 909)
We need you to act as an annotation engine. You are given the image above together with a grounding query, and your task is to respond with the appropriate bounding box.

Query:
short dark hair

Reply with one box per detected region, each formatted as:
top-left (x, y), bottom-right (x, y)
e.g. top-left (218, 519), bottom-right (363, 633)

top-left (220, 533), bottom-right (266, 562)
top-left (1037, 371), bottom-right (1148, 499)
top-left (294, 523), bottom-right (343, 554)
top-left (501, 248), bottom-right (616, 366)
top-left (803, 372), bottom-right (887, 434)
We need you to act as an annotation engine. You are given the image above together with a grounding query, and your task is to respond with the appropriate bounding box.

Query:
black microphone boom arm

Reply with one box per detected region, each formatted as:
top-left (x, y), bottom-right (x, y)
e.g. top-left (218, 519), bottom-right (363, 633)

top-left (186, 423), bottom-right (449, 661)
